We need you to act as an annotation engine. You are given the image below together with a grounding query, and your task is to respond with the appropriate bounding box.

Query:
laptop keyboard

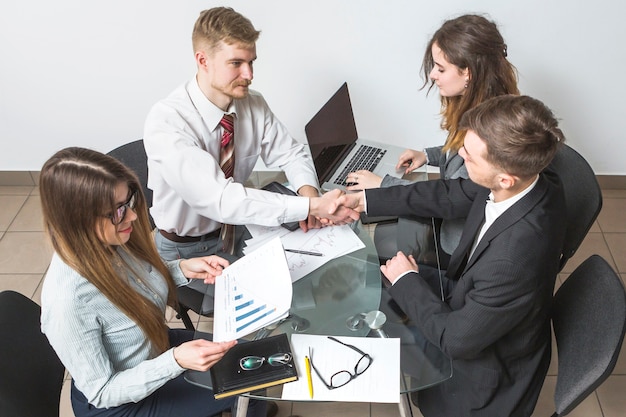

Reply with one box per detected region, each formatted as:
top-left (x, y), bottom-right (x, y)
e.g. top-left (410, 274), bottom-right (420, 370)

top-left (334, 145), bottom-right (387, 186)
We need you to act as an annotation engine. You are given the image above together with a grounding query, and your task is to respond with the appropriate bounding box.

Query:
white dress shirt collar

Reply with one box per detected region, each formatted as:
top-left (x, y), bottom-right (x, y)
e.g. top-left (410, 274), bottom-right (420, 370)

top-left (188, 76), bottom-right (238, 132)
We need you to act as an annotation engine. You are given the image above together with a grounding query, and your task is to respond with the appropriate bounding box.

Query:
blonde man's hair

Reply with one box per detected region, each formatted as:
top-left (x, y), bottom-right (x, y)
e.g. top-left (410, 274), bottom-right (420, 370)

top-left (192, 7), bottom-right (260, 54)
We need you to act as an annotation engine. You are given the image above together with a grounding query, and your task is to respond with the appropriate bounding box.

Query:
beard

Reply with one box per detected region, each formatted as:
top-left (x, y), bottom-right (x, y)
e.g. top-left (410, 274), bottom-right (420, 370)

top-left (215, 79), bottom-right (252, 100)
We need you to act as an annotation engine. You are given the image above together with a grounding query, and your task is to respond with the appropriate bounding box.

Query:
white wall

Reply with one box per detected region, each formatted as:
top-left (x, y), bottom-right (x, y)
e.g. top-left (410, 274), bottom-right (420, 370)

top-left (1, 0), bottom-right (625, 174)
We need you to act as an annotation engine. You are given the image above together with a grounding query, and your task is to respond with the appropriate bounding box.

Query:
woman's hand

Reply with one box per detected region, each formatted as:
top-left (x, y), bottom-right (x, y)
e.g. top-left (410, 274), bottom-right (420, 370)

top-left (173, 339), bottom-right (237, 371)
top-left (345, 170), bottom-right (383, 190)
top-left (180, 256), bottom-right (230, 284)
top-left (396, 149), bottom-right (427, 174)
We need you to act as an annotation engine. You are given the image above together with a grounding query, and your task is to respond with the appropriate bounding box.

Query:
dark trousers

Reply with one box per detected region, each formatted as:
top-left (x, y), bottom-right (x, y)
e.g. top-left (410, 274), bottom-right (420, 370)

top-left (71, 329), bottom-right (266, 417)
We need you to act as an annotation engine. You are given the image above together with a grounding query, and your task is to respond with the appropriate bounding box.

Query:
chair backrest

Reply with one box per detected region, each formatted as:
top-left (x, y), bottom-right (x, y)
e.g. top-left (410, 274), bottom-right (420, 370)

top-left (551, 255), bottom-right (626, 416)
top-left (0, 290), bottom-right (65, 417)
top-left (107, 139), bottom-right (154, 228)
top-left (545, 145), bottom-right (602, 271)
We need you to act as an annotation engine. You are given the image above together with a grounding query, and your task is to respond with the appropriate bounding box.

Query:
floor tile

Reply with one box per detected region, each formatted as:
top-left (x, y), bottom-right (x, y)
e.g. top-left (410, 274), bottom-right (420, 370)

top-left (8, 195), bottom-right (44, 232)
top-left (602, 189), bottom-right (626, 199)
top-left (0, 273), bottom-right (43, 299)
top-left (597, 375), bottom-right (626, 417)
top-left (60, 379), bottom-right (75, 417)
top-left (0, 185), bottom-right (34, 195)
top-left (597, 198), bottom-right (626, 233)
top-left (0, 231), bottom-right (53, 274)
top-left (561, 232), bottom-right (614, 274)
top-left (604, 233), bottom-right (626, 273)
top-left (0, 195), bottom-right (27, 231)
top-left (531, 376), bottom-right (556, 417)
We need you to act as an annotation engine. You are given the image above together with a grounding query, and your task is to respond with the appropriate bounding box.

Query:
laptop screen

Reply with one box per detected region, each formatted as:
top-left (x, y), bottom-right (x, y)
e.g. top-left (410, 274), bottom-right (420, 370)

top-left (304, 82), bottom-right (359, 182)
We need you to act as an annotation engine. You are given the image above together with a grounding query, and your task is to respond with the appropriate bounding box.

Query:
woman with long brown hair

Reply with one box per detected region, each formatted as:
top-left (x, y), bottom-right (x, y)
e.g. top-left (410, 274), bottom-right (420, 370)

top-left (39, 147), bottom-right (265, 417)
top-left (346, 14), bottom-right (519, 265)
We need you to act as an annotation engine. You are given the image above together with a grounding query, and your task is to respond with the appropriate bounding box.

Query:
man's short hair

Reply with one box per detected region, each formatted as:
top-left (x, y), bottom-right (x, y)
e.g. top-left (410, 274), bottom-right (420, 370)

top-left (460, 95), bottom-right (565, 179)
top-left (192, 7), bottom-right (260, 54)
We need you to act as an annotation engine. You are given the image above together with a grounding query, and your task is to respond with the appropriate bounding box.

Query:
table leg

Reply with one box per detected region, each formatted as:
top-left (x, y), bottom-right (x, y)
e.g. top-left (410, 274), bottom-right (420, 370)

top-left (398, 383), bottom-right (414, 417)
top-left (365, 311), bottom-right (415, 417)
top-left (234, 396), bottom-right (249, 417)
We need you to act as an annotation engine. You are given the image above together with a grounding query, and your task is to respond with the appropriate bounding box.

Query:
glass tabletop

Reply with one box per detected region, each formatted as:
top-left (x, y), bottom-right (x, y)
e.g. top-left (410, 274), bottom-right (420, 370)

top-left (185, 221), bottom-right (452, 399)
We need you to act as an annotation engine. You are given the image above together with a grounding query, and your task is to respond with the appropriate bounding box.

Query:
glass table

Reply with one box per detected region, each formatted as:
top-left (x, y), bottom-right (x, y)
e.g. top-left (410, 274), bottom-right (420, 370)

top-left (185, 221), bottom-right (452, 416)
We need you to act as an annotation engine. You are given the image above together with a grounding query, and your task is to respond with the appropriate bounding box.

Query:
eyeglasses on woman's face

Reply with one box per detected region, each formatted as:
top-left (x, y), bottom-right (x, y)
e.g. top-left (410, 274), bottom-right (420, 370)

top-left (106, 191), bottom-right (137, 225)
top-left (309, 336), bottom-right (373, 389)
top-left (239, 353), bottom-right (293, 371)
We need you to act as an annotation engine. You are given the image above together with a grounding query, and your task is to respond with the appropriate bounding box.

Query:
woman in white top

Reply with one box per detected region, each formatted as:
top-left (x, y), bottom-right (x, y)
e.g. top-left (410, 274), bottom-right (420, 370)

top-left (39, 147), bottom-right (265, 417)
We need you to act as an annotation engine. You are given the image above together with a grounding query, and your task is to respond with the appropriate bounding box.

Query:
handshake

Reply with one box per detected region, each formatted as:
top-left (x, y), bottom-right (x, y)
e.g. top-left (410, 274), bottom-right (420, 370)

top-left (308, 189), bottom-right (367, 226)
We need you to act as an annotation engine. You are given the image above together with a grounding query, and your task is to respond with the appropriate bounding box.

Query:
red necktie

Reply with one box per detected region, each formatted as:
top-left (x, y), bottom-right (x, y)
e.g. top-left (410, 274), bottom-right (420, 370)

top-left (219, 114), bottom-right (236, 254)
top-left (219, 114), bottom-right (235, 178)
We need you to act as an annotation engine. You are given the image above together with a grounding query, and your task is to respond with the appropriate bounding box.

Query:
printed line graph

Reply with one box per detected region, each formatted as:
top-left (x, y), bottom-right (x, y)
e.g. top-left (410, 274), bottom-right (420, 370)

top-left (281, 224), bottom-right (365, 282)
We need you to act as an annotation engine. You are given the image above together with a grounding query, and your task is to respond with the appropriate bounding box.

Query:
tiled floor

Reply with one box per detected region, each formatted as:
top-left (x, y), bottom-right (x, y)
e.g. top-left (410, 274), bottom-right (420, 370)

top-left (1, 184), bottom-right (625, 417)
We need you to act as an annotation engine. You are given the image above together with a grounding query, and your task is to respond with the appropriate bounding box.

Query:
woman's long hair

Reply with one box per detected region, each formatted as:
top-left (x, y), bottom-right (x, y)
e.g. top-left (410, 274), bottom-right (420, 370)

top-left (421, 14), bottom-right (519, 153)
top-left (40, 147), bottom-right (178, 353)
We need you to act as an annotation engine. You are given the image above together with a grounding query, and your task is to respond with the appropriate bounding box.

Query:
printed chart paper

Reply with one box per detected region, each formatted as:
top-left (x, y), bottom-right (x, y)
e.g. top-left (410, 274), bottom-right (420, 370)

top-left (212, 237), bottom-right (292, 342)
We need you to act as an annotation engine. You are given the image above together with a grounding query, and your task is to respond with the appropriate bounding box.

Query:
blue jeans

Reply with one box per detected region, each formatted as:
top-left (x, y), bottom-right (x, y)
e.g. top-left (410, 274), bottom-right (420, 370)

top-left (70, 329), bottom-right (267, 417)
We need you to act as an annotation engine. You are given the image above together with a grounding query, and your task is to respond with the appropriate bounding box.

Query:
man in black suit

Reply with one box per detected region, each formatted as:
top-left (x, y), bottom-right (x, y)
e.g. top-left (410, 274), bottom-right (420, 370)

top-left (333, 95), bottom-right (566, 416)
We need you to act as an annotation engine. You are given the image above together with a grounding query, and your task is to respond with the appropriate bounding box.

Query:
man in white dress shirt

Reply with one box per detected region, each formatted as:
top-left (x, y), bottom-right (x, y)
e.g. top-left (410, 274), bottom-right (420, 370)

top-left (144, 7), bottom-right (357, 262)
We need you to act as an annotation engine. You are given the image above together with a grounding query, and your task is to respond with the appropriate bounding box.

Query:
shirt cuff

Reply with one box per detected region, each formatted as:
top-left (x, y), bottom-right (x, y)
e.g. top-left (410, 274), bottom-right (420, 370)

top-left (166, 259), bottom-right (190, 287)
top-left (282, 195), bottom-right (310, 223)
top-left (362, 190), bottom-right (368, 213)
top-left (391, 269), bottom-right (418, 285)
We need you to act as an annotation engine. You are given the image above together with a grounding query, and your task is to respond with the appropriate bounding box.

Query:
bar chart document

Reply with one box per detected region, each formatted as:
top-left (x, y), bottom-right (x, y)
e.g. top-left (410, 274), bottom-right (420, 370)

top-left (213, 237), bottom-right (292, 342)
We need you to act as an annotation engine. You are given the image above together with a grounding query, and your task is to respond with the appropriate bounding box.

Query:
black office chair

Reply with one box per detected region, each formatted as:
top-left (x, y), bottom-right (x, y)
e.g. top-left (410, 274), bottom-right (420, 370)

top-left (107, 139), bottom-right (155, 229)
top-left (107, 140), bottom-right (205, 330)
top-left (550, 255), bottom-right (626, 416)
top-left (0, 290), bottom-right (65, 417)
top-left (546, 144), bottom-right (602, 271)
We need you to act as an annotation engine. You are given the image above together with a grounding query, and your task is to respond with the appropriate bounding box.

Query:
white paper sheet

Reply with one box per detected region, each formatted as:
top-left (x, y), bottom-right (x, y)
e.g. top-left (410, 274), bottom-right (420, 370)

top-left (245, 224), bottom-right (366, 283)
top-left (281, 334), bottom-right (400, 403)
top-left (212, 237), bottom-right (292, 342)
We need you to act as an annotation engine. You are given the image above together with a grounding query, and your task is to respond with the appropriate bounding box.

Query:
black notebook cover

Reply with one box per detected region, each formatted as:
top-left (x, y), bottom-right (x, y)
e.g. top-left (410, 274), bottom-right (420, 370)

top-left (210, 333), bottom-right (298, 399)
top-left (261, 181), bottom-right (300, 231)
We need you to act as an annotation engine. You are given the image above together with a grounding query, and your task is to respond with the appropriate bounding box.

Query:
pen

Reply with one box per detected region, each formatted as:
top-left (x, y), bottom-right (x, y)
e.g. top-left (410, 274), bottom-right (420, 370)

top-left (284, 248), bottom-right (324, 257)
top-left (305, 355), bottom-right (313, 399)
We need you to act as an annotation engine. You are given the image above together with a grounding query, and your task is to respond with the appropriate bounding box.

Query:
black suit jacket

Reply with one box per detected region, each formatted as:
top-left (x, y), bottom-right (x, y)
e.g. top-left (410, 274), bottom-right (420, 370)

top-left (366, 173), bottom-right (566, 417)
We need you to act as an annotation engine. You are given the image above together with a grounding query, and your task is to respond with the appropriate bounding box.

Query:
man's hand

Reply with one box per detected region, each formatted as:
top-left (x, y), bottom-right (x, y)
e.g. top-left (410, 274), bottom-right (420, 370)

top-left (380, 251), bottom-right (418, 284)
top-left (328, 190), bottom-right (366, 215)
top-left (309, 189), bottom-right (360, 225)
top-left (297, 185), bottom-right (323, 232)
top-left (180, 256), bottom-right (230, 284)
top-left (173, 339), bottom-right (237, 371)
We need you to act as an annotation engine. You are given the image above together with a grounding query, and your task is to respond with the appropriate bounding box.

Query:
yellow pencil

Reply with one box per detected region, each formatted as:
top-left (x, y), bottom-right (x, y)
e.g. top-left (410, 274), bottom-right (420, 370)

top-left (305, 356), bottom-right (313, 399)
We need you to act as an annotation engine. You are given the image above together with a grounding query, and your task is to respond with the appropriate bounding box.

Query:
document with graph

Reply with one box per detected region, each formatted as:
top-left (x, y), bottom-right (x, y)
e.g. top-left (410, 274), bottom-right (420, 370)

top-left (244, 224), bottom-right (366, 283)
top-left (212, 237), bottom-right (292, 342)
top-left (281, 224), bottom-right (365, 282)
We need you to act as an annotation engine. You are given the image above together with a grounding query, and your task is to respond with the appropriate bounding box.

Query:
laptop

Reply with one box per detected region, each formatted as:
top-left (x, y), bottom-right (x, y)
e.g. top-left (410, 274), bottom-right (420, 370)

top-left (305, 82), bottom-right (405, 192)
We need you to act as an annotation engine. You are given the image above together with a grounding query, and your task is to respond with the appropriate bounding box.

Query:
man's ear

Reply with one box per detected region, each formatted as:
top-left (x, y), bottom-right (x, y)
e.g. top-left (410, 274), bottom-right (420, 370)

top-left (195, 50), bottom-right (208, 70)
top-left (497, 172), bottom-right (518, 190)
